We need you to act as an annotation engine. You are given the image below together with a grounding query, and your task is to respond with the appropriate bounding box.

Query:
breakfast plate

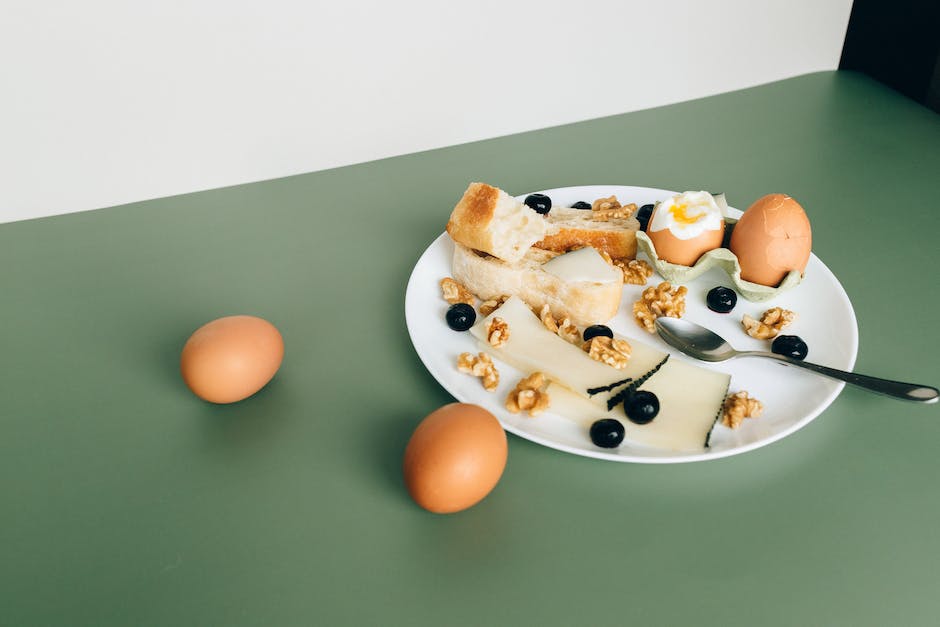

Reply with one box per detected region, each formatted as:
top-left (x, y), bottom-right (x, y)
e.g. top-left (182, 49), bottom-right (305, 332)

top-left (405, 185), bottom-right (859, 463)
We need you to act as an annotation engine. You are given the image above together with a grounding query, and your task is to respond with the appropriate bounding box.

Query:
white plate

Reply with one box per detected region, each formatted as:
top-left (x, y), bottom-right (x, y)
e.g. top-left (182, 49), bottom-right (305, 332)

top-left (405, 185), bottom-right (858, 463)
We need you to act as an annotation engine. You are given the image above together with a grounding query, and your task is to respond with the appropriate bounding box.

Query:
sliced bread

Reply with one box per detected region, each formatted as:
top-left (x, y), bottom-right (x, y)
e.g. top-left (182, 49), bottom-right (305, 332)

top-left (451, 242), bottom-right (623, 326)
top-left (446, 182), bottom-right (557, 264)
top-left (537, 206), bottom-right (641, 260)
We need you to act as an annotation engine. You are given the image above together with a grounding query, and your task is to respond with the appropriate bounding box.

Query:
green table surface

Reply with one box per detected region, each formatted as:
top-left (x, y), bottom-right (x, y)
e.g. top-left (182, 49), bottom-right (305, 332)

top-left (2, 70), bottom-right (939, 626)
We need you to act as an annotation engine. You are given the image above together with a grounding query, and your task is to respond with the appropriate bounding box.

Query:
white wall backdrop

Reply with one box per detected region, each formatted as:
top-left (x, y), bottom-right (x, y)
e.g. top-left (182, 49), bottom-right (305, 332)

top-left (0, 0), bottom-right (854, 223)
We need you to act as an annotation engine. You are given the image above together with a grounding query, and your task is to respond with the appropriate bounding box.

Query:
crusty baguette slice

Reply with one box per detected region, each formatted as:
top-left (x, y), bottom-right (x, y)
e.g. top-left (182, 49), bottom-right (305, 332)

top-left (446, 182), bottom-right (557, 263)
top-left (451, 242), bottom-right (623, 326)
top-left (536, 206), bottom-right (640, 260)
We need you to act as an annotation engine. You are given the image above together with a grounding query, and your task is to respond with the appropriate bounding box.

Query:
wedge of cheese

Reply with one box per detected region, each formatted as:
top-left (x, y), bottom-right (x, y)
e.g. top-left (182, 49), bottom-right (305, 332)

top-left (471, 296), bottom-right (730, 451)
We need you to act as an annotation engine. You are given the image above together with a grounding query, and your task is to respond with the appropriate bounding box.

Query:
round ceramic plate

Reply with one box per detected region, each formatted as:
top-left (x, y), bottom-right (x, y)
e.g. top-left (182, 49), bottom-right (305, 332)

top-left (405, 185), bottom-right (858, 463)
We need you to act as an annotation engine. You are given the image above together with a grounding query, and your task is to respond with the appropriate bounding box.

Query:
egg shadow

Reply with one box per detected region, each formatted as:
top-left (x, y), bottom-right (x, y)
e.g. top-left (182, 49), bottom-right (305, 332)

top-left (364, 410), bottom-right (423, 494)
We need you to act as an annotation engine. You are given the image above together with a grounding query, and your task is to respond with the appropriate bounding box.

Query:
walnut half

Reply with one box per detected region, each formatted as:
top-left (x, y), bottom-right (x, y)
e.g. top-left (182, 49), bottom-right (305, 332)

top-left (742, 307), bottom-right (796, 340)
top-left (440, 277), bottom-right (475, 306)
top-left (582, 336), bottom-right (632, 369)
top-left (721, 391), bottom-right (764, 429)
top-left (505, 372), bottom-right (550, 416)
top-left (539, 305), bottom-right (580, 344)
top-left (457, 352), bottom-right (499, 391)
top-left (633, 282), bottom-right (688, 333)
top-left (486, 317), bottom-right (510, 348)
top-left (591, 195), bottom-right (636, 221)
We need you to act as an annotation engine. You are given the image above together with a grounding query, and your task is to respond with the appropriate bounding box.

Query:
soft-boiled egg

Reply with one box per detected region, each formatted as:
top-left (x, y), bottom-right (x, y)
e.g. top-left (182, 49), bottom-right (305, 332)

top-left (647, 191), bottom-right (726, 266)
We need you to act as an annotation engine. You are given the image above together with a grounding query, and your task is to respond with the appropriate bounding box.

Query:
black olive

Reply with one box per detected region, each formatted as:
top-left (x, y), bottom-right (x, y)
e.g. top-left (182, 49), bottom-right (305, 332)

top-left (636, 204), bottom-right (655, 231)
top-left (524, 193), bottom-right (552, 214)
top-left (771, 335), bottom-right (809, 361)
top-left (445, 303), bottom-right (476, 331)
top-left (706, 286), bottom-right (737, 313)
top-left (583, 325), bottom-right (614, 342)
top-left (589, 418), bottom-right (625, 448)
top-left (624, 390), bottom-right (659, 425)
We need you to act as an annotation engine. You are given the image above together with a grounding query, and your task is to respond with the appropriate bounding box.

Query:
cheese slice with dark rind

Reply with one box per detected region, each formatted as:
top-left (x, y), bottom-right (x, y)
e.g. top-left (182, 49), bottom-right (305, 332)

top-left (471, 296), bottom-right (730, 451)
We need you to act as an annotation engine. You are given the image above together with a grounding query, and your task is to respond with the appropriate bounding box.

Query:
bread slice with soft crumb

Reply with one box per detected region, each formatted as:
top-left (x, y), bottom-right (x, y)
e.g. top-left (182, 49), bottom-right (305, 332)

top-left (446, 182), bottom-right (557, 263)
top-left (537, 207), bottom-right (640, 260)
top-left (451, 242), bottom-right (623, 326)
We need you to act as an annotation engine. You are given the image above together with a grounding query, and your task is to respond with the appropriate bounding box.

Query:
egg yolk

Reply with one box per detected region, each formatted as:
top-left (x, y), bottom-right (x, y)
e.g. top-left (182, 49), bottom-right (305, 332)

top-left (669, 203), bottom-right (706, 226)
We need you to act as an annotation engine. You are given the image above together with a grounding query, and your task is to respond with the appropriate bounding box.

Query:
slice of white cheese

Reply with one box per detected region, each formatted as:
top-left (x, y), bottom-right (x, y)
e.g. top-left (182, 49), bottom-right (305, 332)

top-left (541, 246), bottom-right (622, 284)
top-left (473, 296), bottom-right (730, 451)
top-left (471, 296), bottom-right (665, 397)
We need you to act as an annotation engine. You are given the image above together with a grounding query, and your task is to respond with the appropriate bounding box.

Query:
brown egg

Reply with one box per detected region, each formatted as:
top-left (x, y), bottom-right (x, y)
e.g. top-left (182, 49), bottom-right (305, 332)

top-left (647, 222), bottom-right (725, 266)
top-left (729, 194), bottom-right (812, 287)
top-left (647, 192), bottom-right (726, 266)
top-left (180, 315), bottom-right (284, 403)
top-left (403, 403), bottom-right (507, 514)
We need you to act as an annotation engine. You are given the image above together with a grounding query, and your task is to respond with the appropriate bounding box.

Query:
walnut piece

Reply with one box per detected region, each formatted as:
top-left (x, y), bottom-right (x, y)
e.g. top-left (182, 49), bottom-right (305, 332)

top-left (457, 352), bottom-right (499, 391)
top-left (617, 259), bottom-right (654, 285)
top-left (539, 305), bottom-right (581, 344)
top-left (633, 282), bottom-right (688, 333)
top-left (505, 372), bottom-right (550, 416)
top-left (582, 336), bottom-right (632, 369)
top-left (742, 307), bottom-right (796, 339)
top-left (479, 295), bottom-right (508, 316)
top-left (486, 317), bottom-right (509, 348)
top-left (440, 277), bottom-right (475, 306)
top-left (721, 391), bottom-right (764, 429)
top-left (591, 195), bottom-right (637, 221)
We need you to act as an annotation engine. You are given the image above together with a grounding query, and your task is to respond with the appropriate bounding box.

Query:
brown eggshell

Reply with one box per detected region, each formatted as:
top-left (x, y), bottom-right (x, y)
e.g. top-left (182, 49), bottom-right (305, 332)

top-left (180, 315), bottom-right (284, 403)
top-left (647, 207), bottom-right (725, 266)
top-left (729, 194), bottom-right (812, 287)
top-left (403, 403), bottom-right (508, 514)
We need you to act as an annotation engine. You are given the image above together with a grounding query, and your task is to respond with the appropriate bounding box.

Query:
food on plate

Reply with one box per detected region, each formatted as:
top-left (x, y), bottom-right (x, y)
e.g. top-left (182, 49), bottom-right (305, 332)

top-left (538, 305), bottom-right (580, 344)
top-left (535, 203), bottom-right (641, 260)
top-left (635, 203), bottom-right (655, 231)
top-left (771, 335), bottom-right (809, 361)
top-left (633, 282), bottom-right (688, 333)
top-left (447, 182), bottom-right (556, 263)
top-left (729, 193), bottom-right (812, 287)
top-left (742, 307), bottom-right (796, 339)
top-left (451, 243), bottom-right (623, 326)
top-left (616, 258), bottom-right (654, 285)
top-left (589, 418), bottom-right (625, 448)
top-left (485, 317), bottom-right (510, 348)
top-left (403, 403), bottom-right (507, 514)
top-left (440, 277), bottom-right (475, 306)
top-left (445, 303), bottom-right (476, 331)
top-left (571, 201), bottom-right (592, 210)
top-left (457, 352), bottom-right (499, 391)
top-left (623, 390), bottom-right (660, 425)
top-left (180, 315), bottom-right (284, 404)
top-left (524, 193), bottom-right (552, 214)
top-left (470, 297), bottom-right (731, 452)
top-left (646, 191), bottom-right (726, 266)
top-left (706, 286), bottom-right (738, 313)
top-left (582, 324), bottom-right (613, 342)
top-left (582, 336), bottom-right (632, 369)
top-left (505, 372), bottom-right (550, 416)
top-left (720, 391), bottom-right (764, 429)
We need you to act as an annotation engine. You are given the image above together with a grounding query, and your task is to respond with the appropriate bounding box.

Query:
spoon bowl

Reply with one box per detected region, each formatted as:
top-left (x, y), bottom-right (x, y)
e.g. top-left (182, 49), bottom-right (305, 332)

top-left (654, 317), bottom-right (938, 404)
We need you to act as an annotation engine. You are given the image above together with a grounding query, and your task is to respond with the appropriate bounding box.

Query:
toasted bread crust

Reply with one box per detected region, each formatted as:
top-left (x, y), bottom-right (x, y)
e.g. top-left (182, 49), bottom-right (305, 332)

top-left (536, 228), bottom-right (638, 259)
top-left (445, 182), bottom-right (500, 245)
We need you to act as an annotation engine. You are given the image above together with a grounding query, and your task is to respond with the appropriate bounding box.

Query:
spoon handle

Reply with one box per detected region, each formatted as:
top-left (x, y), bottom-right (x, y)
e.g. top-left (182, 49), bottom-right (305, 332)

top-left (743, 352), bottom-right (939, 403)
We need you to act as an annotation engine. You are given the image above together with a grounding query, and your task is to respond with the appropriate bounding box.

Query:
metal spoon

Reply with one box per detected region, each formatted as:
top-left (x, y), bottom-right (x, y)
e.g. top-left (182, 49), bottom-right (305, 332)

top-left (654, 317), bottom-right (939, 403)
